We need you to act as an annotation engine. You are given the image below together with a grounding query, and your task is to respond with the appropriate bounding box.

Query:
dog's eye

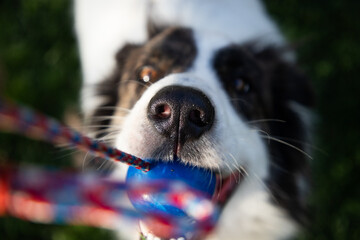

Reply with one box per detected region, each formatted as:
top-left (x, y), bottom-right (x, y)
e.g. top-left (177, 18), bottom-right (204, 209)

top-left (235, 78), bottom-right (250, 94)
top-left (137, 66), bottom-right (158, 83)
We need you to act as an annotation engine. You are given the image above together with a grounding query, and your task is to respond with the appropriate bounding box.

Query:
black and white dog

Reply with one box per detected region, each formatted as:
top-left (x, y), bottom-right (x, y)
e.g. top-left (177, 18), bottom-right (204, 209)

top-left (75, 0), bottom-right (314, 239)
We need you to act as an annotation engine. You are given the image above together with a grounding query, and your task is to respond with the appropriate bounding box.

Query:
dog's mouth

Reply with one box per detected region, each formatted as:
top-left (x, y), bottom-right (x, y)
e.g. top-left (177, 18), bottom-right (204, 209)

top-left (139, 167), bottom-right (245, 240)
top-left (213, 169), bottom-right (244, 207)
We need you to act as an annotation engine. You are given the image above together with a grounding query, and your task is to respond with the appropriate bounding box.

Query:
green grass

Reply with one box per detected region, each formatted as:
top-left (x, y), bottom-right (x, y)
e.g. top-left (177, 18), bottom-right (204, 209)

top-left (264, 1), bottom-right (360, 239)
top-left (0, 1), bottom-right (113, 239)
top-left (0, 0), bottom-right (359, 239)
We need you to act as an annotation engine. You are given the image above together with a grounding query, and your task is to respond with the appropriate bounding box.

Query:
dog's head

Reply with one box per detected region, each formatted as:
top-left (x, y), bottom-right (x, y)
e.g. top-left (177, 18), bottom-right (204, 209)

top-left (87, 26), bottom-right (314, 239)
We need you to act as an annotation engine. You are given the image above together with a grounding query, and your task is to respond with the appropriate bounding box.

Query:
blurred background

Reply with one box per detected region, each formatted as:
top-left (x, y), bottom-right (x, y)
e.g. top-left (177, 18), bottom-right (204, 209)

top-left (0, 0), bottom-right (359, 239)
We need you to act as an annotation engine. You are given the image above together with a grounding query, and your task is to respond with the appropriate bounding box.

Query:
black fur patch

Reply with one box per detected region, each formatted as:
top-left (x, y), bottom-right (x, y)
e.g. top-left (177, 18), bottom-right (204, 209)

top-left (213, 45), bottom-right (314, 224)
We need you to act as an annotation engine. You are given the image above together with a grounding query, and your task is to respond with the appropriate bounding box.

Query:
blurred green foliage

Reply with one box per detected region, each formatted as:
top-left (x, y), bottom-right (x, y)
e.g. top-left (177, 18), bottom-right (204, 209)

top-left (264, 1), bottom-right (360, 239)
top-left (0, 0), bottom-right (359, 239)
top-left (0, 0), bottom-right (113, 239)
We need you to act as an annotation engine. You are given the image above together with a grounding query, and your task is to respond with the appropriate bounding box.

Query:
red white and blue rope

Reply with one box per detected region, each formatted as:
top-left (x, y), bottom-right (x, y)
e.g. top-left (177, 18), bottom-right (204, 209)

top-left (0, 99), bottom-right (150, 172)
top-left (0, 166), bottom-right (218, 235)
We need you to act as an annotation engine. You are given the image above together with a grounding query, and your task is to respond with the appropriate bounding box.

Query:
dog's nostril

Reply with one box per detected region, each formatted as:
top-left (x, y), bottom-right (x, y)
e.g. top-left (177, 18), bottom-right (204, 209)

top-left (189, 109), bottom-right (206, 127)
top-left (154, 104), bottom-right (171, 119)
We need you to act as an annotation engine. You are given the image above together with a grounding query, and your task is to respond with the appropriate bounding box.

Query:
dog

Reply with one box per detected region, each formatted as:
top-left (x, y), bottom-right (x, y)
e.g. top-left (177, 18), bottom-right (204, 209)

top-left (74, 0), bottom-right (314, 239)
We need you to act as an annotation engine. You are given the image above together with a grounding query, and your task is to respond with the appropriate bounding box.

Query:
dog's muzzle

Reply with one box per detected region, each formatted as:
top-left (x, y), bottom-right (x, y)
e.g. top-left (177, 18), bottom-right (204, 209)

top-left (140, 85), bottom-right (244, 240)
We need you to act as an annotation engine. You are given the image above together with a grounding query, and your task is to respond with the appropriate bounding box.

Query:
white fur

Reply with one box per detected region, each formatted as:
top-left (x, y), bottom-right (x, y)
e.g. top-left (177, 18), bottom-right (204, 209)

top-left (208, 178), bottom-right (298, 240)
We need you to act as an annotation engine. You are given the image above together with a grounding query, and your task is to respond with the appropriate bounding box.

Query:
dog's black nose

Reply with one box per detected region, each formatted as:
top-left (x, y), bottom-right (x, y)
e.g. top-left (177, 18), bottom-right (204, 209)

top-left (147, 86), bottom-right (215, 147)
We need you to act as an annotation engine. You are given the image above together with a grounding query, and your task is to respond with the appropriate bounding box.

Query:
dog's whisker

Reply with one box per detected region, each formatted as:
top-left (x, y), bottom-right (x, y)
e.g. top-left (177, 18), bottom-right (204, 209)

top-left (230, 163), bottom-right (241, 183)
top-left (250, 171), bottom-right (280, 204)
top-left (93, 137), bottom-right (118, 144)
top-left (88, 115), bottom-right (128, 121)
top-left (215, 164), bottom-right (223, 200)
top-left (121, 79), bottom-right (152, 89)
top-left (74, 125), bottom-right (114, 131)
top-left (52, 149), bottom-right (83, 161)
top-left (81, 127), bottom-right (122, 136)
top-left (247, 119), bottom-right (286, 124)
top-left (82, 152), bottom-right (91, 171)
top-left (83, 124), bottom-right (114, 128)
top-left (97, 135), bottom-right (120, 143)
top-left (260, 135), bottom-right (313, 160)
top-left (269, 136), bottom-right (326, 155)
top-left (98, 131), bottom-right (120, 140)
top-left (96, 158), bottom-right (108, 170)
top-left (95, 106), bottom-right (132, 113)
top-left (94, 128), bottom-right (122, 137)
top-left (95, 139), bottom-right (115, 145)
top-left (55, 142), bottom-right (78, 149)
top-left (89, 126), bottom-right (123, 135)
top-left (89, 129), bottom-right (112, 137)
top-left (82, 155), bottom-right (112, 172)
top-left (268, 158), bottom-right (291, 174)
top-left (252, 128), bottom-right (271, 144)
top-left (247, 127), bottom-right (313, 160)
top-left (252, 126), bottom-right (314, 148)
top-left (227, 153), bottom-right (249, 180)
top-left (238, 165), bottom-right (249, 177)
top-left (98, 161), bottom-right (115, 174)
top-left (223, 161), bottom-right (235, 180)
top-left (208, 167), bottom-right (215, 191)
top-left (226, 153), bottom-right (241, 182)
top-left (226, 161), bottom-right (245, 187)
top-left (229, 98), bottom-right (251, 107)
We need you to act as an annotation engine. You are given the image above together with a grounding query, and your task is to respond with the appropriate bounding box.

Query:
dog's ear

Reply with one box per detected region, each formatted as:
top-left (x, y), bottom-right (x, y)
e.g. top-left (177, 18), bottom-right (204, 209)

top-left (90, 43), bottom-right (142, 138)
top-left (147, 20), bottom-right (168, 39)
top-left (271, 61), bottom-right (315, 108)
top-left (115, 44), bottom-right (142, 69)
top-left (256, 48), bottom-right (314, 224)
top-left (272, 61), bottom-right (315, 224)
top-left (255, 47), bottom-right (315, 109)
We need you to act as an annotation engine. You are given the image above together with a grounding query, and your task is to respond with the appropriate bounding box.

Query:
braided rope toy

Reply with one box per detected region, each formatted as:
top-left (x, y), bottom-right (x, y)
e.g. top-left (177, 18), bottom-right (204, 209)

top-left (0, 99), bottom-right (218, 237)
top-left (0, 166), bottom-right (217, 236)
top-left (0, 99), bottom-right (150, 172)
